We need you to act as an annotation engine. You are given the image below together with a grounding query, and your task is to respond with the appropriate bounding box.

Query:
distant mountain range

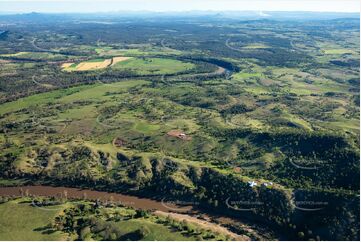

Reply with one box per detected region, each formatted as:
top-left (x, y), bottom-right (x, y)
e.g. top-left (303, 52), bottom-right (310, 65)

top-left (0, 11), bottom-right (358, 22)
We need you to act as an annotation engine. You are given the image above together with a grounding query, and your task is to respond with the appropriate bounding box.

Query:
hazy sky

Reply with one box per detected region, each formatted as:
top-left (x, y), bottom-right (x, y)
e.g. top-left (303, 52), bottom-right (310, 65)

top-left (0, 0), bottom-right (359, 13)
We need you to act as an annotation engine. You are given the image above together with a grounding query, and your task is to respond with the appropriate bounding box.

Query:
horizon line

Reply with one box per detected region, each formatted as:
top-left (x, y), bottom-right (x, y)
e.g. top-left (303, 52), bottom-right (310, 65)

top-left (1, 10), bottom-right (360, 14)
top-left (0, 0), bottom-right (359, 14)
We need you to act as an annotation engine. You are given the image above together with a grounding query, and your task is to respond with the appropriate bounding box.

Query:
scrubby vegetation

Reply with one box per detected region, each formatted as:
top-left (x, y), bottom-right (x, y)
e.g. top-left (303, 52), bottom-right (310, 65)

top-left (0, 12), bottom-right (359, 241)
top-left (0, 197), bottom-right (224, 241)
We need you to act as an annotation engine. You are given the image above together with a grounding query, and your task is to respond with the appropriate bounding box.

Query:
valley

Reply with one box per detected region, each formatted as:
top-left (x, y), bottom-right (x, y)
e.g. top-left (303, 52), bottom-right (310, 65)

top-left (0, 12), bottom-right (359, 241)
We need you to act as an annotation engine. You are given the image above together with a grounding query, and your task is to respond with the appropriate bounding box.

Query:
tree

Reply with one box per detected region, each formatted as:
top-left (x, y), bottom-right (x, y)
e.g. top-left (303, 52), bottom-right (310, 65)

top-left (134, 209), bottom-right (149, 218)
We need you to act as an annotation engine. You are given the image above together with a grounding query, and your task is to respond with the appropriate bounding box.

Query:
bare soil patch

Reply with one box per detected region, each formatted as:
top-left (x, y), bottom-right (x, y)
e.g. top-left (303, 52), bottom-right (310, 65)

top-left (154, 211), bottom-right (250, 241)
top-left (111, 56), bottom-right (132, 66)
top-left (76, 59), bottom-right (111, 71)
top-left (167, 130), bottom-right (192, 141)
top-left (61, 62), bottom-right (74, 68)
top-left (113, 137), bottom-right (127, 147)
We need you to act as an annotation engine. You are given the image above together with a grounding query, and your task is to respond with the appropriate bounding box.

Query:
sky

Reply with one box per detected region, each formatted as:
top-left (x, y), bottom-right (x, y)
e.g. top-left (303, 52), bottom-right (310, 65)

top-left (0, 0), bottom-right (359, 13)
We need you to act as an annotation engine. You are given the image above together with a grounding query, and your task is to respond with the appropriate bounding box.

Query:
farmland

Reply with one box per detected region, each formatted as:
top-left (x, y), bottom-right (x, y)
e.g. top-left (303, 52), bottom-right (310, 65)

top-left (62, 56), bottom-right (133, 71)
top-left (111, 58), bottom-right (195, 75)
top-left (0, 12), bottom-right (359, 241)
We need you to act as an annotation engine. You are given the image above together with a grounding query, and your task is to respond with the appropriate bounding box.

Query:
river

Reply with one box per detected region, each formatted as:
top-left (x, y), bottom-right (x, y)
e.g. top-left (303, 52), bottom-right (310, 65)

top-left (0, 185), bottom-right (255, 240)
top-left (0, 185), bottom-right (193, 213)
top-left (0, 185), bottom-right (283, 240)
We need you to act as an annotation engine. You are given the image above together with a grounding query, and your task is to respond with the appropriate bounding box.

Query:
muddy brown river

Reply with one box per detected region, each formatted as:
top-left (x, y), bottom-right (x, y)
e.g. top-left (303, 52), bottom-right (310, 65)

top-left (0, 185), bottom-right (193, 213)
top-left (0, 185), bottom-right (282, 240)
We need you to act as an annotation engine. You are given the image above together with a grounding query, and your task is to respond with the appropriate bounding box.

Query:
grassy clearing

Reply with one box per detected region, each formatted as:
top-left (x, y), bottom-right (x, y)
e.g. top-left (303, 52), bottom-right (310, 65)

top-left (115, 219), bottom-right (196, 240)
top-left (230, 115), bottom-right (266, 129)
top-left (243, 44), bottom-right (269, 49)
top-left (0, 52), bottom-right (68, 61)
top-left (111, 57), bottom-right (195, 75)
top-left (0, 199), bottom-right (68, 240)
top-left (316, 41), bottom-right (357, 56)
top-left (323, 49), bottom-right (354, 55)
top-left (166, 119), bottom-right (200, 133)
top-left (0, 80), bottom-right (147, 115)
top-left (59, 80), bottom-right (147, 103)
top-left (133, 122), bottom-right (161, 134)
top-left (112, 56), bottom-right (133, 65)
top-left (86, 58), bottom-right (107, 62)
top-left (0, 85), bottom-right (90, 115)
top-left (99, 48), bottom-right (146, 56)
top-left (94, 46), bottom-right (114, 54)
top-left (0, 199), bottom-right (195, 241)
top-left (322, 119), bottom-right (360, 133)
top-left (232, 72), bottom-right (263, 79)
top-left (0, 178), bottom-right (29, 187)
top-left (94, 43), bottom-right (183, 56)
top-left (244, 86), bottom-right (270, 94)
top-left (56, 105), bottom-right (98, 120)
top-left (282, 112), bottom-right (313, 131)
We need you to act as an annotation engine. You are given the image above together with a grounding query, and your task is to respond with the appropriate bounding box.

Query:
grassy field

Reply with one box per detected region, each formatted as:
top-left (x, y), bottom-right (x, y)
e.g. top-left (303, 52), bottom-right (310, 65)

top-left (61, 57), bottom-right (193, 74)
top-left (323, 49), bottom-right (354, 55)
top-left (0, 200), bottom-right (68, 240)
top-left (0, 80), bottom-right (148, 116)
top-left (0, 198), bottom-right (198, 241)
top-left (232, 71), bottom-right (263, 79)
top-left (115, 219), bottom-right (197, 240)
top-left (0, 51), bottom-right (68, 61)
top-left (243, 44), bottom-right (269, 49)
top-left (95, 46), bottom-right (182, 57)
top-left (0, 178), bottom-right (29, 187)
top-left (111, 57), bottom-right (195, 75)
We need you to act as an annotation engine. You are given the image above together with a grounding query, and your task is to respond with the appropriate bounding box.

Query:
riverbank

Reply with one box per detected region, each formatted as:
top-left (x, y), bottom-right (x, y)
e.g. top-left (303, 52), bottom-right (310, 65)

top-left (0, 185), bottom-right (254, 240)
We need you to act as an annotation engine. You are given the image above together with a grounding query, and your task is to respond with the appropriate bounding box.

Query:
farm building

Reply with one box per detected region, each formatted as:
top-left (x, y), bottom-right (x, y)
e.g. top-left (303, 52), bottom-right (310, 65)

top-left (167, 130), bottom-right (192, 141)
